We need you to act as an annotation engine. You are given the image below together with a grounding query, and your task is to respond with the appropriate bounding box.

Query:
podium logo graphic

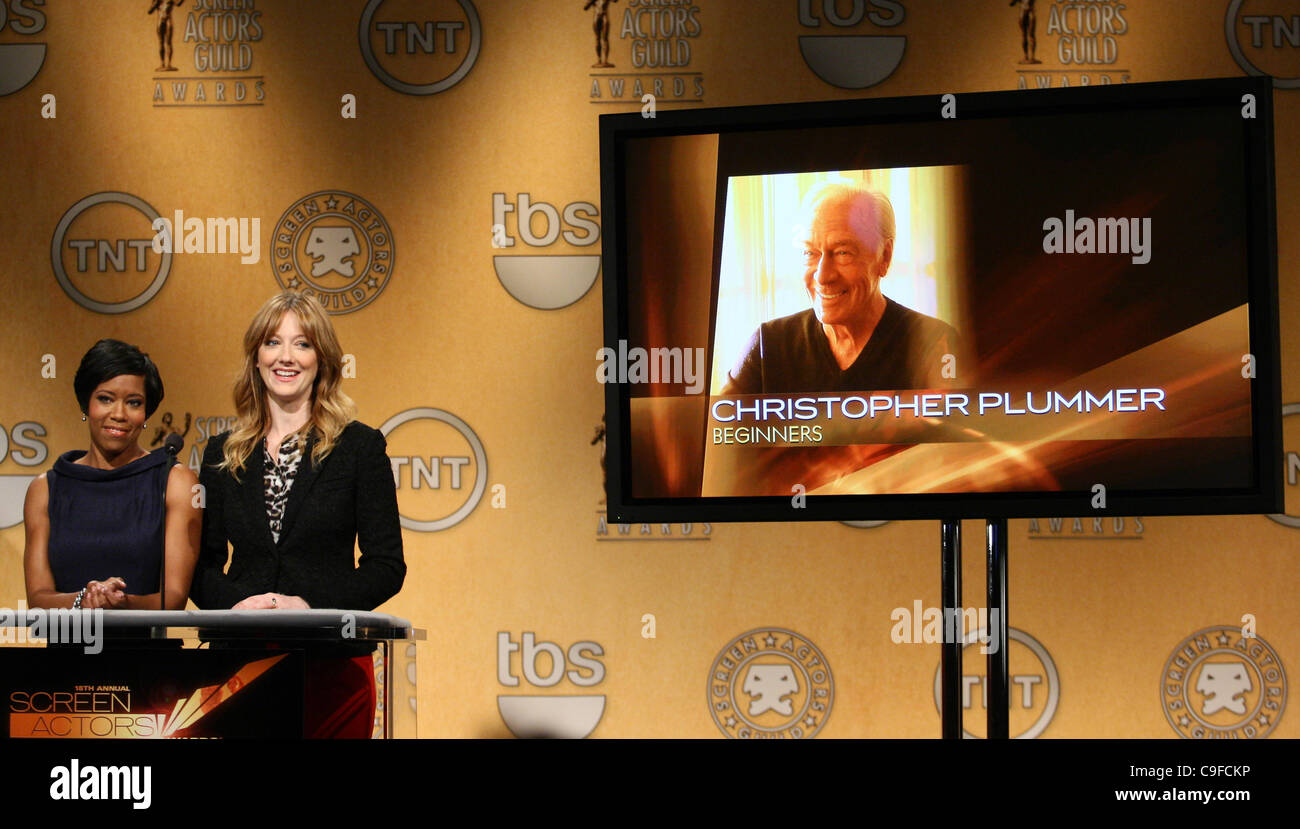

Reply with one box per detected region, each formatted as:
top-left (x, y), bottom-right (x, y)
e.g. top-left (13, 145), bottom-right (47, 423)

top-left (708, 628), bottom-right (833, 738)
top-left (1226, 1), bottom-right (1300, 89)
top-left (271, 191), bottom-right (393, 315)
top-left (931, 627), bottom-right (1059, 739)
top-left (50, 192), bottom-right (173, 314)
top-left (492, 193), bottom-right (600, 310)
top-left (1161, 626), bottom-right (1286, 739)
top-left (9, 654), bottom-right (286, 739)
top-left (497, 632), bottom-right (606, 739)
top-left (379, 408), bottom-right (486, 532)
top-left (359, 0), bottom-right (481, 96)
top-left (0, 420), bottom-right (48, 528)
top-left (0, 0), bottom-right (46, 96)
top-left (797, 0), bottom-right (906, 90)
top-left (1267, 403), bottom-right (1300, 528)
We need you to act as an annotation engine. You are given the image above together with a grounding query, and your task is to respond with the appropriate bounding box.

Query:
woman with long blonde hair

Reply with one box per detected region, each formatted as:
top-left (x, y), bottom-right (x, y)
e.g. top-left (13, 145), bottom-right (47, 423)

top-left (190, 292), bottom-right (405, 610)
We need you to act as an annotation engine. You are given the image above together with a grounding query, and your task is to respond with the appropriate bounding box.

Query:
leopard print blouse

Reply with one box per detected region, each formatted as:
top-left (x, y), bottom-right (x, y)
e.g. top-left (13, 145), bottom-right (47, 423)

top-left (263, 433), bottom-right (304, 544)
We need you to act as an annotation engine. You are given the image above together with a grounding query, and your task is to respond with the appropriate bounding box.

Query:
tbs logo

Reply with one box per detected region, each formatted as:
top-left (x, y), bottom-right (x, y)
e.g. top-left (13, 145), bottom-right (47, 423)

top-left (0, 420), bottom-right (48, 529)
top-left (491, 192), bottom-right (600, 310)
top-left (0, 0), bottom-right (46, 96)
top-left (797, 0), bottom-right (906, 90)
top-left (496, 632), bottom-right (606, 739)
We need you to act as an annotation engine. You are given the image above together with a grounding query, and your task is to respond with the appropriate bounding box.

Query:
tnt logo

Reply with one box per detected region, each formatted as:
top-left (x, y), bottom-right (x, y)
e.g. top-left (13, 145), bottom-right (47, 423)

top-left (359, 0), bottom-right (481, 95)
top-left (797, 0), bottom-right (906, 89)
top-left (50, 192), bottom-right (172, 314)
top-left (931, 627), bottom-right (1060, 739)
top-left (379, 408), bottom-right (486, 532)
top-left (496, 632), bottom-right (606, 739)
top-left (491, 192), bottom-right (601, 310)
top-left (0, 0), bottom-right (46, 96)
top-left (0, 420), bottom-right (47, 529)
top-left (1227, 1), bottom-right (1300, 88)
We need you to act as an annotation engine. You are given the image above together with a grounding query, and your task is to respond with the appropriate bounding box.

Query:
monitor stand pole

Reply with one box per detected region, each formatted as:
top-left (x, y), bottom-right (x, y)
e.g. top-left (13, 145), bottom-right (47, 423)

top-left (986, 518), bottom-right (1009, 739)
top-left (940, 518), bottom-right (962, 739)
top-left (941, 518), bottom-right (1011, 739)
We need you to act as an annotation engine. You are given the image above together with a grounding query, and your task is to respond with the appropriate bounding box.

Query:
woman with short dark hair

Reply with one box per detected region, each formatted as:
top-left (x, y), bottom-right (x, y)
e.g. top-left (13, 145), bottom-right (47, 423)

top-left (23, 339), bottom-right (201, 610)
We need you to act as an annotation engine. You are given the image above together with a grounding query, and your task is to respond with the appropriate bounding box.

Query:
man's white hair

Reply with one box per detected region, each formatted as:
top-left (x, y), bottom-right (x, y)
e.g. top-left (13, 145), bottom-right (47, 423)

top-left (800, 181), bottom-right (896, 254)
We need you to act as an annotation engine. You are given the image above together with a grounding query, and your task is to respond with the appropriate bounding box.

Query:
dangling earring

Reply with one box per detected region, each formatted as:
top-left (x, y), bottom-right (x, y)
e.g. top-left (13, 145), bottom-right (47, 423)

top-left (81, 414), bottom-right (87, 421)
top-left (143, 422), bottom-right (148, 428)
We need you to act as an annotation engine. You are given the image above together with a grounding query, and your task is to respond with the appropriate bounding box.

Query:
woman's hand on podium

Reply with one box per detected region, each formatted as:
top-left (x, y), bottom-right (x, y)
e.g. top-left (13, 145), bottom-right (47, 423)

top-left (232, 592), bottom-right (310, 610)
top-left (82, 578), bottom-right (127, 609)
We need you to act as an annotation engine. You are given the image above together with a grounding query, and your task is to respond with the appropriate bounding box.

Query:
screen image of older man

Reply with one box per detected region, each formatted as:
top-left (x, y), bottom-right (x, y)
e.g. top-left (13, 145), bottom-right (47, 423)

top-left (722, 183), bottom-right (961, 395)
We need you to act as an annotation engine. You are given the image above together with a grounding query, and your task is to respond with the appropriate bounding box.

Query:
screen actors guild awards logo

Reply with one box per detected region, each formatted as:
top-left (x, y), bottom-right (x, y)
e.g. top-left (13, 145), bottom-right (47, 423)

top-left (1014, 0), bottom-right (1129, 89)
top-left (1010, 0), bottom-right (1039, 64)
top-left (150, 0), bottom-right (266, 106)
top-left (304, 227), bottom-right (362, 278)
top-left (148, 0), bottom-right (182, 71)
top-left (1161, 626), bottom-right (1286, 739)
top-left (587, 0), bottom-right (704, 104)
top-left (584, 0), bottom-right (616, 68)
top-left (271, 191), bottom-right (394, 314)
top-left (708, 628), bottom-right (833, 738)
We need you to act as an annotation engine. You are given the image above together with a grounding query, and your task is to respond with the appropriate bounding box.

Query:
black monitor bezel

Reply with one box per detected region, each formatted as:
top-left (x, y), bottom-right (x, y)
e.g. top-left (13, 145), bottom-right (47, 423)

top-left (599, 76), bottom-right (1282, 523)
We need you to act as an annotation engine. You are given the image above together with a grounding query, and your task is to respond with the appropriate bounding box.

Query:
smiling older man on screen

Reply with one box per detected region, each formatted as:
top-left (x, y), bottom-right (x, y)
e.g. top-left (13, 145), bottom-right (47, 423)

top-left (722, 183), bottom-right (960, 396)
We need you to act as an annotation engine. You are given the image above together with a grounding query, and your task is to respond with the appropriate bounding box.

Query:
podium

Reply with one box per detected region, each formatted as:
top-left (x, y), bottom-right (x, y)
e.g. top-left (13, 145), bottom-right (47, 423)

top-left (0, 609), bottom-right (422, 739)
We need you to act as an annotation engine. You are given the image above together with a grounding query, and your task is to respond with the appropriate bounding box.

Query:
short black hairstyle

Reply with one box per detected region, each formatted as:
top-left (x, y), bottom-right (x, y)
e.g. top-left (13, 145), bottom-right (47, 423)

top-left (73, 339), bottom-right (165, 419)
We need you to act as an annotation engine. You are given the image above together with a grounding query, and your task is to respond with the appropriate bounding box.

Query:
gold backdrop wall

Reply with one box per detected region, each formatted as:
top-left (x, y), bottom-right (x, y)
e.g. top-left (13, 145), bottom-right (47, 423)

top-left (0, 0), bottom-right (1295, 738)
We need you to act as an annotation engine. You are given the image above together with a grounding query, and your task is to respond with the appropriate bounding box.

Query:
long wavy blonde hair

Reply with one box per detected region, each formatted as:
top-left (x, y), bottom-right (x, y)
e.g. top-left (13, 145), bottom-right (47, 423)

top-left (219, 292), bottom-right (356, 478)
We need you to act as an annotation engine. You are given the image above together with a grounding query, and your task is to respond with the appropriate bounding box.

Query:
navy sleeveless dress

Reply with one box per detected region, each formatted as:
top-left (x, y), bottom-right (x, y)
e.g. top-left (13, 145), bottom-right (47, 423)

top-left (46, 448), bottom-right (173, 595)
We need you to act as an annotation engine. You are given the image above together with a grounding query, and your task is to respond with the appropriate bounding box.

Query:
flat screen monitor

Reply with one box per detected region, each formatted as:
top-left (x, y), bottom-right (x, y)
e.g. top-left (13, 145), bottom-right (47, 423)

top-left (599, 77), bottom-right (1282, 522)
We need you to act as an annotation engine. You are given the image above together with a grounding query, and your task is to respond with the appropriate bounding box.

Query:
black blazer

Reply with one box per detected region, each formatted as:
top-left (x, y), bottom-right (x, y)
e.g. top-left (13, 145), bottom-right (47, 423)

top-left (191, 421), bottom-right (405, 610)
